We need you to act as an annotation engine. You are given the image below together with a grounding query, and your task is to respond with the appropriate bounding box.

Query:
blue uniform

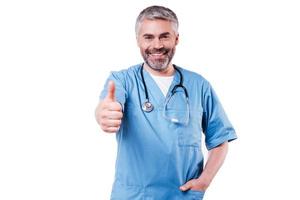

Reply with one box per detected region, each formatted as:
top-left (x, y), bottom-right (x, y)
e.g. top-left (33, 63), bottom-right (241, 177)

top-left (100, 64), bottom-right (237, 200)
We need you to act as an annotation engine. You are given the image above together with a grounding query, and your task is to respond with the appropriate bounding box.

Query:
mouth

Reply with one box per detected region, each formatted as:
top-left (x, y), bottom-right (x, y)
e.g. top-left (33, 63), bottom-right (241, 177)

top-left (147, 50), bottom-right (168, 59)
top-left (149, 53), bottom-right (166, 58)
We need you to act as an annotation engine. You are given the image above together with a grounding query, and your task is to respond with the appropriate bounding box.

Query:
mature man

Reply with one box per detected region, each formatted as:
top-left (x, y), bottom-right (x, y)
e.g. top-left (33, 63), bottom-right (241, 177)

top-left (95, 5), bottom-right (237, 200)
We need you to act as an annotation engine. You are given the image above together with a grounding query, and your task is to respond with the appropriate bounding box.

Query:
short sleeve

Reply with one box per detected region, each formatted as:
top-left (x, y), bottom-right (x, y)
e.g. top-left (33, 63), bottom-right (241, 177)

top-left (99, 71), bottom-right (127, 110)
top-left (202, 82), bottom-right (237, 150)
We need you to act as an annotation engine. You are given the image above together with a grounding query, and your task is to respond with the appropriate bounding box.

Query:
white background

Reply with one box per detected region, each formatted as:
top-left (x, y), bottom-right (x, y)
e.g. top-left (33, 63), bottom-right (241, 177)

top-left (1, 0), bottom-right (300, 199)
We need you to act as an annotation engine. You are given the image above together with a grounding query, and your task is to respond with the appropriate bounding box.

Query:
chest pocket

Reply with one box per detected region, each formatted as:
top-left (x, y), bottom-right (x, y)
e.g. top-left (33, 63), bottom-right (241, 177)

top-left (178, 110), bottom-right (203, 147)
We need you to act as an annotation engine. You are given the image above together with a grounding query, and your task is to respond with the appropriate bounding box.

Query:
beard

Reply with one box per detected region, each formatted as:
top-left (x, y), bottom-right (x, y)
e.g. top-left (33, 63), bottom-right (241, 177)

top-left (141, 47), bottom-right (175, 71)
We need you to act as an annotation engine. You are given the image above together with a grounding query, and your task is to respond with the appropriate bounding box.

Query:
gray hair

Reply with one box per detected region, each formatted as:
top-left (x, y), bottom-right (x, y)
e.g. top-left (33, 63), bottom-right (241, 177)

top-left (135, 5), bottom-right (179, 36)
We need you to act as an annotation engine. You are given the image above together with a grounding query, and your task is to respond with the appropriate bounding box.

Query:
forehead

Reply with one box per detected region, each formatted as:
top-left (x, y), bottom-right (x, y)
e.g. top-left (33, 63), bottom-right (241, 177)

top-left (138, 19), bottom-right (175, 36)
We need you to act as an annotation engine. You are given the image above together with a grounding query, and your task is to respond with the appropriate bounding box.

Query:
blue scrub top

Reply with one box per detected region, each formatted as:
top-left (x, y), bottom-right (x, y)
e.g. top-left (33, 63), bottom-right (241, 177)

top-left (100, 64), bottom-right (237, 200)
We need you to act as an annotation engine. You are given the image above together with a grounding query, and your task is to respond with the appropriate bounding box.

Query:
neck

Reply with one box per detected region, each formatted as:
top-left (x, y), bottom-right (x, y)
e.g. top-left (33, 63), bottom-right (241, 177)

top-left (143, 63), bottom-right (175, 77)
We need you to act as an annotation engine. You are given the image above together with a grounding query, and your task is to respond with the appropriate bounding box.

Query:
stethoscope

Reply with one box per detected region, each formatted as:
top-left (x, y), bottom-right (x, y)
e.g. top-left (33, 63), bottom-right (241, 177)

top-left (140, 64), bottom-right (189, 112)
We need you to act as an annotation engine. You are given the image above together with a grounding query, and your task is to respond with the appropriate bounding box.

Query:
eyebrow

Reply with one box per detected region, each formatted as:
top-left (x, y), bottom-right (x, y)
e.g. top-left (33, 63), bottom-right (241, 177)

top-left (143, 34), bottom-right (154, 38)
top-left (160, 32), bottom-right (171, 37)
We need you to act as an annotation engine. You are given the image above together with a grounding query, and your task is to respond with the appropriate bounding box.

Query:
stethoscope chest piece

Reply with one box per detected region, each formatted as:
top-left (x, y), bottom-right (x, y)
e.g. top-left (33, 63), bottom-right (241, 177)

top-left (142, 101), bottom-right (154, 112)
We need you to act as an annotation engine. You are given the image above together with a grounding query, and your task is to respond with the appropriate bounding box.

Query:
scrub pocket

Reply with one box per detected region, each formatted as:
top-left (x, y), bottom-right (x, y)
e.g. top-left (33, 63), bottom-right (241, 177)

top-left (110, 181), bottom-right (144, 200)
top-left (178, 110), bottom-right (202, 147)
top-left (184, 190), bottom-right (205, 200)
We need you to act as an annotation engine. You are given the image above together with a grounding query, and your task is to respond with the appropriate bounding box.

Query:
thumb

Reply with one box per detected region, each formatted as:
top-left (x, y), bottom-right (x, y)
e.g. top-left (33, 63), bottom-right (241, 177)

top-left (179, 181), bottom-right (193, 192)
top-left (105, 81), bottom-right (116, 101)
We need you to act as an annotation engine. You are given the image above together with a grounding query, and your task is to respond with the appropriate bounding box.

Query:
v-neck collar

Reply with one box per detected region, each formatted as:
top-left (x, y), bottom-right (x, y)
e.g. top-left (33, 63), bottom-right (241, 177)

top-left (139, 63), bottom-right (181, 109)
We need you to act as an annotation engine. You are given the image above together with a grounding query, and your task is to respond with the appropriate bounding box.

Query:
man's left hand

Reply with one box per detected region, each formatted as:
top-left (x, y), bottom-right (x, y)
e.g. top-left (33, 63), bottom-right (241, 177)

top-left (179, 178), bottom-right (209, 192)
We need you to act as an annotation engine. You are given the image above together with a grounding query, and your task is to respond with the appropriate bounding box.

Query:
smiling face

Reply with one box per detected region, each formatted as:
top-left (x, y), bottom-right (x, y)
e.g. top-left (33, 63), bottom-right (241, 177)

top-left (137, 19), bottom-right (179, 72)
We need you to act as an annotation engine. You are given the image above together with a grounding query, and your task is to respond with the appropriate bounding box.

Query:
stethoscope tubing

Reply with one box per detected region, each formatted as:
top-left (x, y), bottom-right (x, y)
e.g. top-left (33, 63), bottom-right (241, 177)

top-left (140, 64), bottom-right (188, 112)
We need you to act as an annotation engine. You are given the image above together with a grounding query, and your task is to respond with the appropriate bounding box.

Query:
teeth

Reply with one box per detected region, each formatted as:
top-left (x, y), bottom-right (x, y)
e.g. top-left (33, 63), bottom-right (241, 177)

top-left (151, 53), bottom-right (164, 56)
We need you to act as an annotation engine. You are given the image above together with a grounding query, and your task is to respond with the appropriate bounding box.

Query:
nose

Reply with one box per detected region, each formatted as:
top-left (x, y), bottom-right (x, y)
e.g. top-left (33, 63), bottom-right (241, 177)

top-left (152, 38), bottom-right (163, 49)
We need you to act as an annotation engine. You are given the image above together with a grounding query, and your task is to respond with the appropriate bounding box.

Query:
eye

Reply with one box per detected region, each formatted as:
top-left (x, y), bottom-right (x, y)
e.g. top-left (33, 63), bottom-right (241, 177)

top-left (160, 34), bottom-right (171, 40)
top-left (144, 35), bottom-right (154, 40)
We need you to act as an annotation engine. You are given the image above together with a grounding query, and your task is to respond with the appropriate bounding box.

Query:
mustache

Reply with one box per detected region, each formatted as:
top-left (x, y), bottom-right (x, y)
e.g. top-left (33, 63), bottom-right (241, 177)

top-left (146, 48), bottom-right (169, 55)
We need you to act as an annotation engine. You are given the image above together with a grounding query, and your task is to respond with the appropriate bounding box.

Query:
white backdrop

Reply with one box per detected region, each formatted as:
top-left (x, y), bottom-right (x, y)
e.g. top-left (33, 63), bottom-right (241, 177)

top-left (1, 0), bottom-right (300, 199)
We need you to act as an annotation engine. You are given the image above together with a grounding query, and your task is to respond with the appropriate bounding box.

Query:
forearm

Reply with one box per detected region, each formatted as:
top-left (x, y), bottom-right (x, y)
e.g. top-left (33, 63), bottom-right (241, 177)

top-left (198, 141), bottom-right (229, 189)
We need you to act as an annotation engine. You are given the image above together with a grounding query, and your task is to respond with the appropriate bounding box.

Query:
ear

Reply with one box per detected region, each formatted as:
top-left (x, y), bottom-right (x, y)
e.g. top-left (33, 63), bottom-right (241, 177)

top-left (175, 34), bottom-right (179, 45)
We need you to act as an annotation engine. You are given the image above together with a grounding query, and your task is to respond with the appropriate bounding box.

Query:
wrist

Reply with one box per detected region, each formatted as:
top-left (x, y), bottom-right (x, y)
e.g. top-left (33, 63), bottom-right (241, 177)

top-left (196, 176), bottom-right (211, 190)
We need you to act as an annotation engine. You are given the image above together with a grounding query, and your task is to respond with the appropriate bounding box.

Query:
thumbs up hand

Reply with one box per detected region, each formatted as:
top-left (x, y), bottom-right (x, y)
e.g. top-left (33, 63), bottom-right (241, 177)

top-left (95, 81), bottom-right (123, 133)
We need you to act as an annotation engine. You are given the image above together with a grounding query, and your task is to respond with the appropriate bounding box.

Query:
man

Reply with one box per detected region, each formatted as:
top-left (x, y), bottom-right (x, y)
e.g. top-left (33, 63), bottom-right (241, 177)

top-left (95, 5), bottom-right (237, 200)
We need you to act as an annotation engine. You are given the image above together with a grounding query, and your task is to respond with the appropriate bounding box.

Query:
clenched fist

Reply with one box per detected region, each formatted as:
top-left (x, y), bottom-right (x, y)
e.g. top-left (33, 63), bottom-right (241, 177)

top-left (95, 81), bottom-right (123, 133)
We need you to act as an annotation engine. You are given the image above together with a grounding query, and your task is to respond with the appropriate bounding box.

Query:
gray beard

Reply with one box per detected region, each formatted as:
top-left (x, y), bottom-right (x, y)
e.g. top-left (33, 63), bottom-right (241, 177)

top-left (145, 57), bottom-right (170, 71)
top-left (142, 48), bottom-right (175, 71)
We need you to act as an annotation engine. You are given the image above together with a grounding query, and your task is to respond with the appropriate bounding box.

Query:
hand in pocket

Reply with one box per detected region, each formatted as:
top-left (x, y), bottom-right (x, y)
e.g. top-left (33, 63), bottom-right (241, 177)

top-left (179, 178), bottom-right (208, 192)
